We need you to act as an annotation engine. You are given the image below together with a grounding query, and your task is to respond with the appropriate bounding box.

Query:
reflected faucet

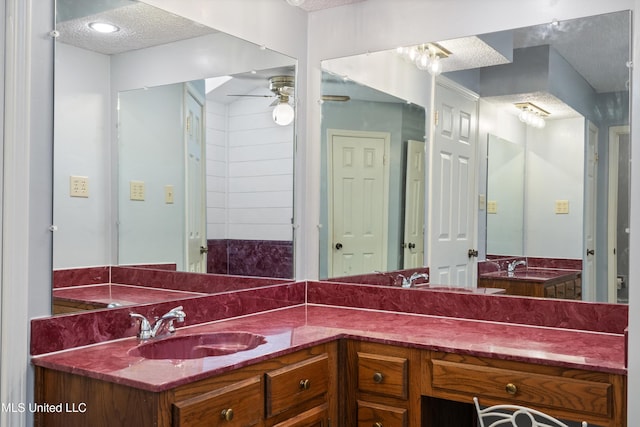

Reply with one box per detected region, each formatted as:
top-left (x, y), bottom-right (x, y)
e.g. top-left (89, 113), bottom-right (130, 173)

top-left (397, 272), bottom-right (429, 288)
top-left (507, 260), bottom-right (527, 274)
top-left (130, 306), bottom-right (186, 340)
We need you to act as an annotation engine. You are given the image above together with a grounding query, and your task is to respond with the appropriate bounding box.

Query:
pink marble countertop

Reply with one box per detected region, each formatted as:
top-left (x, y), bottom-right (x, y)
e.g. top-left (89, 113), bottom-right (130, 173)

top-left (31, 305), bottom-right (626, 392)
top-left (53, 284), bottom-right (206, 306)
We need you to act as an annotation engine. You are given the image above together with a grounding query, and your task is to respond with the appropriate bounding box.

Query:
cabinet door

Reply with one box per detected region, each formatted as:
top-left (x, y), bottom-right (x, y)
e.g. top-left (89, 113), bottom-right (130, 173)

top-left (173, 376), bottom-right (262, 427)
top-left (272, 404), bottom-right (329, 427)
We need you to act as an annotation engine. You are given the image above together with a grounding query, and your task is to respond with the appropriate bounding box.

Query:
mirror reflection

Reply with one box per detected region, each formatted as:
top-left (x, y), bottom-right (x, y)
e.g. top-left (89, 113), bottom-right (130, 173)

top-left (320, 11), bottom-right (630, 304)
top-left (486, 135), bottom-right (524, 256)
top-left (52, 0), bottom-right (296, 314)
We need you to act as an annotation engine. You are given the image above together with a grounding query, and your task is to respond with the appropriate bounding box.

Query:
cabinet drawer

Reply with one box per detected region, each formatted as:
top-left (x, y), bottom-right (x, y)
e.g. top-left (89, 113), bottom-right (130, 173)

top-left (272, 404), bottom-right (328, 427)
top-left (431, 359), bottom-right (612, 417)
top-left (357, 400), bottom-right (407, 427)
top-left (173, 376), bottom-right (262, 427)
top-left (358, 352), bottom-right (408, 399)
top-left (266, 353), bottom-right (329, 418)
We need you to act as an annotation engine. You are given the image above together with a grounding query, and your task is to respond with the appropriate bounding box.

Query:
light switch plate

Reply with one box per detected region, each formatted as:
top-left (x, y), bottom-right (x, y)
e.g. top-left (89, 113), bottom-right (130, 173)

top-left (130, 181), bottom-right (145, 201)
top-left (555, 199), bottom-right (569, 214)
top-left (164, 185), bottom-right (174, 204)
top-left (478, 194), bottom-right (486, 210)
top-left (70, 176), bottom-right (89, 198)
top-left (487, 200), bottom-right (498, 214)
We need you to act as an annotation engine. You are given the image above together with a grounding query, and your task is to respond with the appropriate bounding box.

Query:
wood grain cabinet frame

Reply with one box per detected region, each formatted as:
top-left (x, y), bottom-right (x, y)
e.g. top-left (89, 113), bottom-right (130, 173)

top-left (423, 351), bottom-right (627, 427)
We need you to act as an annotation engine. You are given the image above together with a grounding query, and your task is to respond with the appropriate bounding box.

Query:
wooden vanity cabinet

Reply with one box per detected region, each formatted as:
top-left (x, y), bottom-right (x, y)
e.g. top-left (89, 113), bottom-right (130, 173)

top-left (423, 351), bottom-right (627, 427)
top-left (34, 342), bottom-right (338, 427)
top-left (344, 340), bottom-right (422, 427)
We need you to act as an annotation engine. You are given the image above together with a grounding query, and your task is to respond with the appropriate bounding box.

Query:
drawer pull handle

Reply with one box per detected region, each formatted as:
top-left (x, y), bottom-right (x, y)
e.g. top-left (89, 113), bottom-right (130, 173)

top-left (299, 379), bottom-right (311, 390)
top-left (374, 423), bottom-right (383, 427)
top-left (221, 408), bottom-right (234, 421)
top-left (373, 372), bottom-right (384, 383)
top-left (505, 383), bottom-right (518, 395)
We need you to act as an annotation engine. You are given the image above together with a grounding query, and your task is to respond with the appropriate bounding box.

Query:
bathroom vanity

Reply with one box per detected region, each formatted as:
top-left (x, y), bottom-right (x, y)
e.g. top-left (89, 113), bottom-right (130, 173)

top-left (478, 268), bottom-right (582, 298)
top-left (32, 283), bottom-right (627, 427)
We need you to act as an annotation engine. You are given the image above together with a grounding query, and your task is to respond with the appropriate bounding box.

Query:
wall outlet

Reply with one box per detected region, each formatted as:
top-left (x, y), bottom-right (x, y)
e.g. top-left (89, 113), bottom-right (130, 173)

top-left (164, 185), bottom-right (174, 204)
top-left (70, 176), bottom-right (89, 198)
top-left (487, 200), bottom-right (498, 214)
top-left (130, 181), bottom-right (145, 201)
top-left (555, 199), bottom-right (569, 214)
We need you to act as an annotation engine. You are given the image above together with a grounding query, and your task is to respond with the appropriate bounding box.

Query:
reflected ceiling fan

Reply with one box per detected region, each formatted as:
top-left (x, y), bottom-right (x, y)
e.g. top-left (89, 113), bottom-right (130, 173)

top-left (228, 75), bottom-right (351, 103)
top-left (228, 76), bottom-right (296, 125)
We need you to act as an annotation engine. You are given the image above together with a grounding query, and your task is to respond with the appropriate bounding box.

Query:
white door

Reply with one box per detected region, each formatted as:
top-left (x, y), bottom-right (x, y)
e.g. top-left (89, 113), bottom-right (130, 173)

top-left (328, 129), bottom-right (390, 277)
top-left (403, 139), bottom-right (425, 268)
top-left (608, 125), bottom-right (630, 303)
top-left (185, 88), bottom-right (207, 273)
top-left (583, 121), bottom-right (598, 301)
top-left (428, 80), bottom-right (478, 287)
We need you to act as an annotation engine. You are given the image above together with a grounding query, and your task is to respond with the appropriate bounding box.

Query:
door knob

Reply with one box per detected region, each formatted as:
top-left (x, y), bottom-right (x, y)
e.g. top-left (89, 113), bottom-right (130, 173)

top-left (586, 248), bottom-right (595, 256)
top-left (408, 243), bottom-right (416, 249)
top-left (335, 243), bottom-right (343, 250)
top-left (200, 246), bottom-right (209, 254)
top-left (468, 249), bottom-right (479, 258)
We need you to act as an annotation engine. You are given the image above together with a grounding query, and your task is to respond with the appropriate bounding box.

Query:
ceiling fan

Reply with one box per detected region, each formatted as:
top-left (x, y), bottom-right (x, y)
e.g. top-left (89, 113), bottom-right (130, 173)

top-left (228, 75), bottom-right (350, 104)
top-left (227, 75), bottom-right (349, 125)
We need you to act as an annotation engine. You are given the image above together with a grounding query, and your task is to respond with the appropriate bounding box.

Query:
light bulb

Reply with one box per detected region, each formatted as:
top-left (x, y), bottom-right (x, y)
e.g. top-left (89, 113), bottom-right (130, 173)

top-left (415, 52), bottom-right (430, 71)
top-left (272, 102), bottom-right (294, 126)
top-left (428, 56), bottom-right (442, 75)
top-left (88, 22), bottom-right (119, 33)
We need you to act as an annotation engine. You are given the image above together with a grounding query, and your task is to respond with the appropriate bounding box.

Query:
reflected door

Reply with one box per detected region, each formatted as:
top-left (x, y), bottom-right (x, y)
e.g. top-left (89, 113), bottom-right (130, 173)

top-left (428, 81), bottom-right (478, 287)
top-left (328, 130), bottom-right (390, 277)
top-left (583, 121), bottom-right (598, 300)
top-left (403, 139), bottom-right (425, 268)
top-left (185, 89), bottom-right (206, 273)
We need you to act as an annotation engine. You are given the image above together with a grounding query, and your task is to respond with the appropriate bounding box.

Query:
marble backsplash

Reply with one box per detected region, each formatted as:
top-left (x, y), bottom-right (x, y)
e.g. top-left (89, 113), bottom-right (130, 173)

top-left (207, 239), bottom-right (293, 278)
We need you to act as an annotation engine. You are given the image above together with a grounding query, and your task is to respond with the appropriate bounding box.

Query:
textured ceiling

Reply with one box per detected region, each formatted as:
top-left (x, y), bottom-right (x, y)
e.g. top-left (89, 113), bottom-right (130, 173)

top-left (56, 2), bottom-right (217, 55)
top-left (297, 0), bottom-right (366, 11)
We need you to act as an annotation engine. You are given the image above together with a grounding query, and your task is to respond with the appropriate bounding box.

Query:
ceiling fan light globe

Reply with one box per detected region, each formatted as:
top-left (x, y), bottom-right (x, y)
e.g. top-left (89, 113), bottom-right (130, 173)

top-left (273, 103), bottom-right (295, 126)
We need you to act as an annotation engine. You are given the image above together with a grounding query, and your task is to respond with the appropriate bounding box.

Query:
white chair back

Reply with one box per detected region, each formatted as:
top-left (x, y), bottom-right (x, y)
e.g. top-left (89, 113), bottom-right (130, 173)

top-left (473, 397), bottom-right (588, 427)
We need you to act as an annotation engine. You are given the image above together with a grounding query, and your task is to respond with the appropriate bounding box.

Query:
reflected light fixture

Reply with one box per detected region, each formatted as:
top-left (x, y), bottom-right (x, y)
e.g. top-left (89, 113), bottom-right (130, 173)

top-left (396, 43), bottom-right (450, 76)
top-left (270, 76), bottom-right (295, 126)
top-left (272, 102), bottom-right (295, 126)
top-left (515, 102), bottom-right (549, 128)
top-left (88, 21), bottom-right (120, 33)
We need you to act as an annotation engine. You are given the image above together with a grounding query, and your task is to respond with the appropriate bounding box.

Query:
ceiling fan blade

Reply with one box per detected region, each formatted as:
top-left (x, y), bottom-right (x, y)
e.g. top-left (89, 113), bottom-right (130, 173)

top-left (322, 95), bottom-right (351, 102)
top-left (227, 94), bottom-right (274, 98)
top-left (269, 98), bottom-right (280, 107)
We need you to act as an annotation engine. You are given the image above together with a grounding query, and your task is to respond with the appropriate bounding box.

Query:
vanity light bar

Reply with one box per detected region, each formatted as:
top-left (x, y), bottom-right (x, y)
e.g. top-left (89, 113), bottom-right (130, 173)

top-left (514, 102), bottom-right (550, 117)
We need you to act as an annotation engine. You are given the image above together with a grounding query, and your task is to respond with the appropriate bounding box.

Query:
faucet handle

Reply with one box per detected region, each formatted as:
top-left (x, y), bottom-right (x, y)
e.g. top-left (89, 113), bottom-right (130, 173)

top-left (130, 313), bottom-right (152, 340)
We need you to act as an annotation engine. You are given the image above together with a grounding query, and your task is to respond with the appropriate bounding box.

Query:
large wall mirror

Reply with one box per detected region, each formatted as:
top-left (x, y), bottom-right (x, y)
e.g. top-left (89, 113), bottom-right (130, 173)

top-left (319, 10), bottom-right (630, 304)
top-left (52, 0), bottom-right (296, 313)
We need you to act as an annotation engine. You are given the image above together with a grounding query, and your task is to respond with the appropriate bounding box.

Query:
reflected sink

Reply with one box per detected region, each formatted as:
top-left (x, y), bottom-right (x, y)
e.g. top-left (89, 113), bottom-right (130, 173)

top-left (128, 332), bottom-right (267, 360)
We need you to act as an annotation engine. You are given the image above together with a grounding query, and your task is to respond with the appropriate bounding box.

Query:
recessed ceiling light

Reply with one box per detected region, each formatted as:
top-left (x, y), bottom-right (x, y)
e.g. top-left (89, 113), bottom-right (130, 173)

top-left (88, 22), bottom-right (120, 34)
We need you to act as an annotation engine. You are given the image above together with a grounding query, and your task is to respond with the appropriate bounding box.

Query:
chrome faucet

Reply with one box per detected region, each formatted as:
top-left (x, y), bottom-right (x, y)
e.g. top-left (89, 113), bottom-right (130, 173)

top-left (130, 306), bottom-right (186, 340)
top-left (397, 272), bottom-right (429, 288)
top-left (507, 259), bottom-right (527, 274)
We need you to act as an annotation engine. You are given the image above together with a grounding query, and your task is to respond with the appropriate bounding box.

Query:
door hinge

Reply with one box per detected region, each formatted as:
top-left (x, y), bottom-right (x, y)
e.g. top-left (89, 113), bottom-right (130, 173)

top-left (434, 110), bottom-right (439, 127)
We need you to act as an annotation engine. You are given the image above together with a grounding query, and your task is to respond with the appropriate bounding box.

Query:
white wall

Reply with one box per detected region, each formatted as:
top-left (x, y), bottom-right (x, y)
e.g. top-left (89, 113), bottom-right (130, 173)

top-left (227, 93), bottom-right (294, 241)
top-left (206, 100), bottom-right (227, 240)
top-left (117, 83), bottom-right (186, 268)
top-left (525, 118), bottom-right (585, 257)
top-left (205, 92), bottom-right (294, 242)
top-left (53, 43), bottom-right (111, 268)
